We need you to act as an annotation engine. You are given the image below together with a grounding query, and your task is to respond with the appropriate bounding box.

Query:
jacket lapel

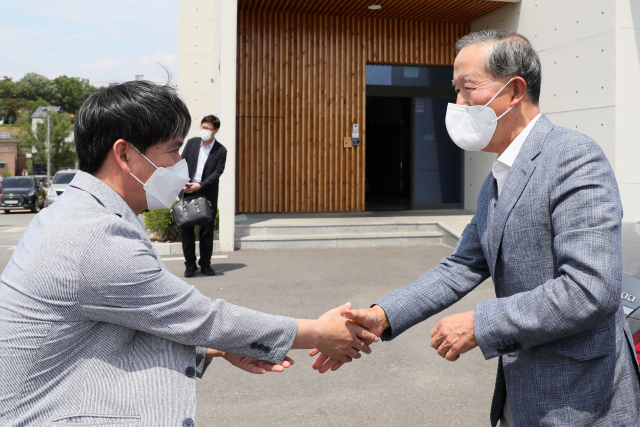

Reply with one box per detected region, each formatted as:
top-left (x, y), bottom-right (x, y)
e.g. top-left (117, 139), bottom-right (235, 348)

top-left (488, 115), bottom-right (554, 274)
top-left (187, 138), bottom-right (200, 179)
top-left (203, 140), bottom-right (221, 171)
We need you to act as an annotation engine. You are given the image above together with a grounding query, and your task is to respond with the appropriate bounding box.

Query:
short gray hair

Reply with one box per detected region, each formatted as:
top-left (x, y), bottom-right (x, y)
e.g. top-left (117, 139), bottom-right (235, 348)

top-left (455, 30), bottom-right (541, 105)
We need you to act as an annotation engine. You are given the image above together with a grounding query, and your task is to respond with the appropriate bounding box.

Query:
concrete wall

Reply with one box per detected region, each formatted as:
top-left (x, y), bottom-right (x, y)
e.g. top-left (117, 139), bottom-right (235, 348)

top-left (615, 0), bottom-right (640, 221)
top-left (179, 0), bottom-right (237, 251)
top-left (468, 0), bottom-right (640, 221)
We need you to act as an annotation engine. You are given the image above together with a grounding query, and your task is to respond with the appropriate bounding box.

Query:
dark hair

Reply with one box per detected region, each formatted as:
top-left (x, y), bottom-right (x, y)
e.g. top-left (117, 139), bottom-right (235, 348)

top-left (74, 80), bottom-right (191, 174)
top-left (455, 30), bottom-right (541, 105)
top-left (201, 115), bottom-right (220, 129)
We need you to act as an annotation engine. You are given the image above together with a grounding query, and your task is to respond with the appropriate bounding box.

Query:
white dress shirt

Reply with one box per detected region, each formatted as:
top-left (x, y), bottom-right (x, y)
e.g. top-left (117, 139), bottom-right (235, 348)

top-left (193, 138), bottom-right (215, 183)
top-left (491, 114), bottom-right (541, 197)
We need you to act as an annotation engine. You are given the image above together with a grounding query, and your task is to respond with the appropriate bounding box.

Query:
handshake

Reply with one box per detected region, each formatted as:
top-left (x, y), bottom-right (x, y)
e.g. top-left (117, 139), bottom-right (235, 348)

top-left (206, 303), bottom-right (391, 375)
top-left (209, 304), bottom-right (478, 375)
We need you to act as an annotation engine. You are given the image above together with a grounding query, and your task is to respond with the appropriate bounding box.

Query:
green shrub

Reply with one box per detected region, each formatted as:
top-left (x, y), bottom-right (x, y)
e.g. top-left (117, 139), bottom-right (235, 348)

top-left (143, 206), bottom-right (219, 242)
top-left (143, 207), bottom-right (180, 242)
top-left (2, 170), bottom-right (12, 179)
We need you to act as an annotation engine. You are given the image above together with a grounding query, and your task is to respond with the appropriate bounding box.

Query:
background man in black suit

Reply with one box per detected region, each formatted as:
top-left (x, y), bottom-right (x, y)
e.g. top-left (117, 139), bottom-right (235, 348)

top-left (180, 115), bottom-right (227, 277)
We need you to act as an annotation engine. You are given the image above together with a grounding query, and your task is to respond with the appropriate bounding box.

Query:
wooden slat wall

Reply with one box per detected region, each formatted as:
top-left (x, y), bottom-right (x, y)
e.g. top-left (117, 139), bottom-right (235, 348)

top-left (236, 11), bottom-right (468, 212)
top-left (238, 0), bottom-right (506, 24)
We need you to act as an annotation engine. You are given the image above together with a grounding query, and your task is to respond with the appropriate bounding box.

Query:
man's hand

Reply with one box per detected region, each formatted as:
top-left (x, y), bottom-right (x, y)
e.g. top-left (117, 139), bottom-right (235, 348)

top-left (183, 182), bottom-right (201, 194)
top-left (293, 303), bottom-right (378, 365)
top-left (430, 310), bottom-right (478, 361)
top-left (207, 349), bottom-right (294, 374)
top-left (344, 305), bottom-right (390, 337)
top-left (310, 305), bottom-right (390, 373)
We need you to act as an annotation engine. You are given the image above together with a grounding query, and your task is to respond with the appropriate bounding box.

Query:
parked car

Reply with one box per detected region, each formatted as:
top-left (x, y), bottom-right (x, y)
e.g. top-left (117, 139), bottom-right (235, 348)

top-left (0, 176), bottom-right (45, 213)
top-left (44, 170), bottom-right (78, 207)
top-left (622, 220), bottom-right (640, 364)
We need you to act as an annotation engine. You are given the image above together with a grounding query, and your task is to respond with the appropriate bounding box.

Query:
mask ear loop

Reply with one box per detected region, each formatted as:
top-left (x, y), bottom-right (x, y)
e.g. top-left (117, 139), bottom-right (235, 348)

top-left (129, 144), bottom-right (158, 186)
top-left (130, 144), bottom-right (160, 169)
top-left (482, 77), bottom-right (516, 124)
top-left (481, 77), bottom-right (515, 111)
top-left (490, 106), bottom-right (515, 124)
top-left (130, 173), bottom-right (146, 187)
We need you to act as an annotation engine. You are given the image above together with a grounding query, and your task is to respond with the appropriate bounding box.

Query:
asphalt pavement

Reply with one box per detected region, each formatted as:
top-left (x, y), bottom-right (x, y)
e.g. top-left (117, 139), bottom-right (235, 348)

top-left (0, 210), bottom-right (498, 427)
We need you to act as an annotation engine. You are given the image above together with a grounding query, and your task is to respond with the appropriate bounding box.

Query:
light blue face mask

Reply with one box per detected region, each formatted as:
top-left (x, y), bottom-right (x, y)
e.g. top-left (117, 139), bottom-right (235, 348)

top-left (445, 78), bottom-right (515, 151)
top-left (128, 145), bottom-right (190, 210)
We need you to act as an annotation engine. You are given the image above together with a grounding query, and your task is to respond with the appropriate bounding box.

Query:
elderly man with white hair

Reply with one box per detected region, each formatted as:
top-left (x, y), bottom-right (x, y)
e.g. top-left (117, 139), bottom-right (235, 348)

top-left (314, 29), bottom-right (640, 426)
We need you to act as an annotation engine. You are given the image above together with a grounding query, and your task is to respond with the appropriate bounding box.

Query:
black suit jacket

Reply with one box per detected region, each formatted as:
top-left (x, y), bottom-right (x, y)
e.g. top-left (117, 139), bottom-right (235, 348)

top-left (181, 137), bottom-right (227, 209)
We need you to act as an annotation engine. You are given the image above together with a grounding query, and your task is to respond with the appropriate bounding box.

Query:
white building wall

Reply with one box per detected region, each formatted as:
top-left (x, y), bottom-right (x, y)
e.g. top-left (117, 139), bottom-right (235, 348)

top-left (615, 0), bottom-right (640, 221)
top-left (469, 0), bottom-right (640, 220)
top-left (179, 0), bottom-right (238, 251)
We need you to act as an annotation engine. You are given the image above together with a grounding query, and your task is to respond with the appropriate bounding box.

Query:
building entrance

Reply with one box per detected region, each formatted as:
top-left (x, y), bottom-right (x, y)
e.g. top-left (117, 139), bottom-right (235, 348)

top-left (365, 97), bottom-right (412, 210)
top-left (365, 65), bottom-right (463, 210)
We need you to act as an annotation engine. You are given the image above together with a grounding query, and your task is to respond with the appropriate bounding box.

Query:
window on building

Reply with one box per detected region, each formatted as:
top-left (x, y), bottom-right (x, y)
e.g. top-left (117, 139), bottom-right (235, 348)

top-left (365, 65), bottom-right (452, 88)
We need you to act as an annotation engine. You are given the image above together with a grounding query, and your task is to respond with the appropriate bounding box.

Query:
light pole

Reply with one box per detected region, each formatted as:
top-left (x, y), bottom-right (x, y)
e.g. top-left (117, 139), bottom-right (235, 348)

top-left (32, 106), bottom-right (60, 185)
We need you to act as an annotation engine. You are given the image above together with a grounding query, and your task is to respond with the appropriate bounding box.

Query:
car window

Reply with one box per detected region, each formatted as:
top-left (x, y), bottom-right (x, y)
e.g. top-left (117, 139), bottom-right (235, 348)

top-left (2, 177), bottom-right (33, 188)
top-left (53, 173), bottom-right (76, 184)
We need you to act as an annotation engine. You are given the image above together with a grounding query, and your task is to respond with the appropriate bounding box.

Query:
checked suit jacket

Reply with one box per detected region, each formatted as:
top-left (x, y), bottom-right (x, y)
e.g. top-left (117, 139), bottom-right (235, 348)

top-left (377, 115), bottom-right (640, 426)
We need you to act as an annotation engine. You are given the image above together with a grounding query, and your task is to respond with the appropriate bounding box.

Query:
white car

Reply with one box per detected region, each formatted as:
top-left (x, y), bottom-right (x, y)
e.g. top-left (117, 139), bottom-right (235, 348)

top-left (44, 170), bottom-right (78, 207)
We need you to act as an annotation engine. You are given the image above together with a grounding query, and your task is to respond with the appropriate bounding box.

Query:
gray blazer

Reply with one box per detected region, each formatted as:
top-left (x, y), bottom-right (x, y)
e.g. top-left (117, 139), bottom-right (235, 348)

top-left (0, 172), bottom-right (298, 426)
top-left (377, 115), bottom-right (640, 426)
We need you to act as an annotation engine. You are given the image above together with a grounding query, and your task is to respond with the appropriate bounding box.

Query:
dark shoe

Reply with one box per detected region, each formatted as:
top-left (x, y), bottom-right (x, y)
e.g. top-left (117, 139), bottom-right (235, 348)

top-left (184, 265), bottom-right (198, 277)
top-left (200, 265), bottom-right (216, 276)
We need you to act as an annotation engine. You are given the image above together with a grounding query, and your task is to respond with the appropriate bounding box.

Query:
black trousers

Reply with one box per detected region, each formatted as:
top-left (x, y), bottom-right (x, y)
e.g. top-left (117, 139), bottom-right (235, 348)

top-left (179, 196), bottom-right (216, 268)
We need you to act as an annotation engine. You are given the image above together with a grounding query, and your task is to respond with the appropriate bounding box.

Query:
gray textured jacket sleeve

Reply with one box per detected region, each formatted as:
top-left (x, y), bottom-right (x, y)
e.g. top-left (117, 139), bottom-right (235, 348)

top-left (376, 207), bottom-right (491, 341)
top-left (76, 219), bottom-right (298, 365)
top-left (195, 346), bottom-right (213, 378)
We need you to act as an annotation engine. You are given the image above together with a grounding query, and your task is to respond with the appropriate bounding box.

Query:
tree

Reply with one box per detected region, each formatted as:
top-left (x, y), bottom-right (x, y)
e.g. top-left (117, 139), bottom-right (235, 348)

top-left (16, 109), bottom-right (77, 176)
top-left (1, 73), bottom-right (100, 121)
top-left (2, 98), bottom-right (34, 122)
top-left (53, 76), bottom-right (98, 115)
top-left (16, 73), bottom-right (61, 105)
top-left (0, 76), bottom-right (16, 99)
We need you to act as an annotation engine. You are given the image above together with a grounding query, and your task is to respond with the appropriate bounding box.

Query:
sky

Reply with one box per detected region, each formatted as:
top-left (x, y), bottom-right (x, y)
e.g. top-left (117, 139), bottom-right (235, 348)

top-left (2, 0), bottom-right (179, 86)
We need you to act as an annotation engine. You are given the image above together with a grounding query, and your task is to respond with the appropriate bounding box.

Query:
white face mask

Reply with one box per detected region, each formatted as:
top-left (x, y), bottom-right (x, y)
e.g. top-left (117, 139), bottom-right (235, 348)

top-left (445, 78), bottom-right (515, 151)
top-left (200, 129), bottom-right (213, 141)
top-left (129, 146), bottom-right (190, 210)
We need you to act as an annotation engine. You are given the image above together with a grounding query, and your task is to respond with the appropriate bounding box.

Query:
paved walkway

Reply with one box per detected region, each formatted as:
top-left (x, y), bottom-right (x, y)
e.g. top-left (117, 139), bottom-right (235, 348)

top-left (0, 211), bottom-right (497, 426)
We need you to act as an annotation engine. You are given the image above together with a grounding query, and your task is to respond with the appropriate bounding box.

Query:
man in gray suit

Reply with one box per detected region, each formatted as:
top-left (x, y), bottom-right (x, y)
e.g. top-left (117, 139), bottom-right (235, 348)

top-left (313, 30), bottom-right (640, 426)
top-left (0, 80), bottom-right (377, 426)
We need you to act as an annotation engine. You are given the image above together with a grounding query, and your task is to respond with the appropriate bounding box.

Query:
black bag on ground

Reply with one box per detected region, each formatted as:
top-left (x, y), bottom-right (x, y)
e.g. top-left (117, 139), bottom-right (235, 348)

top-left (171, 196), bottom-right (214, 228)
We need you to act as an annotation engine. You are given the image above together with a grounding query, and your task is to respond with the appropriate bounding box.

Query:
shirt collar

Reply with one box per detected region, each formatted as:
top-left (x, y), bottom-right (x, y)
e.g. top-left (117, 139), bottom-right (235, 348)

top-left (69, 171), bottom-right (141, 228)
top-left (201, 138), bottom-right (216, 149)
top-left (495, 113), bottom-right (542, 168)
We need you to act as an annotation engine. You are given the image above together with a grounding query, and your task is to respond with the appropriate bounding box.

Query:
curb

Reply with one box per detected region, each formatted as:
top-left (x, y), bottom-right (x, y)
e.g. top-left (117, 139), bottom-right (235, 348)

top-left (152, 240), bottom-right (221, 256)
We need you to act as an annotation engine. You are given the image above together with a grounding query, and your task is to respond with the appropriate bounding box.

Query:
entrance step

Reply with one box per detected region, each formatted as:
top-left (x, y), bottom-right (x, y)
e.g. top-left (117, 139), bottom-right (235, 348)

top-left (233, 216), bottom-right (465, 250)
top-left (235, 230), bottom-right (443, 250)
top-left (236, 221), bottom-right (440, 237)
top-left (234, 211), bottom-right (473, 251)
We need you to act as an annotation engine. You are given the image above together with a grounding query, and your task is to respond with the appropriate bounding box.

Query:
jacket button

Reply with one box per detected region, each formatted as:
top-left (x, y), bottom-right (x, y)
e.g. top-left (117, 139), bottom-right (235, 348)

top-left (263, 345), bottom-right (271, 353)
top-left (497, 347), bottom-right (505, 354)
top-left (257, 344), bottom-right (264, 351)
top-left (185, 367), bottom-right (196, 378)
top-left (250, 342), bottom-right (258, 350)
top-left (183, 418), bottom-right (194, 427)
